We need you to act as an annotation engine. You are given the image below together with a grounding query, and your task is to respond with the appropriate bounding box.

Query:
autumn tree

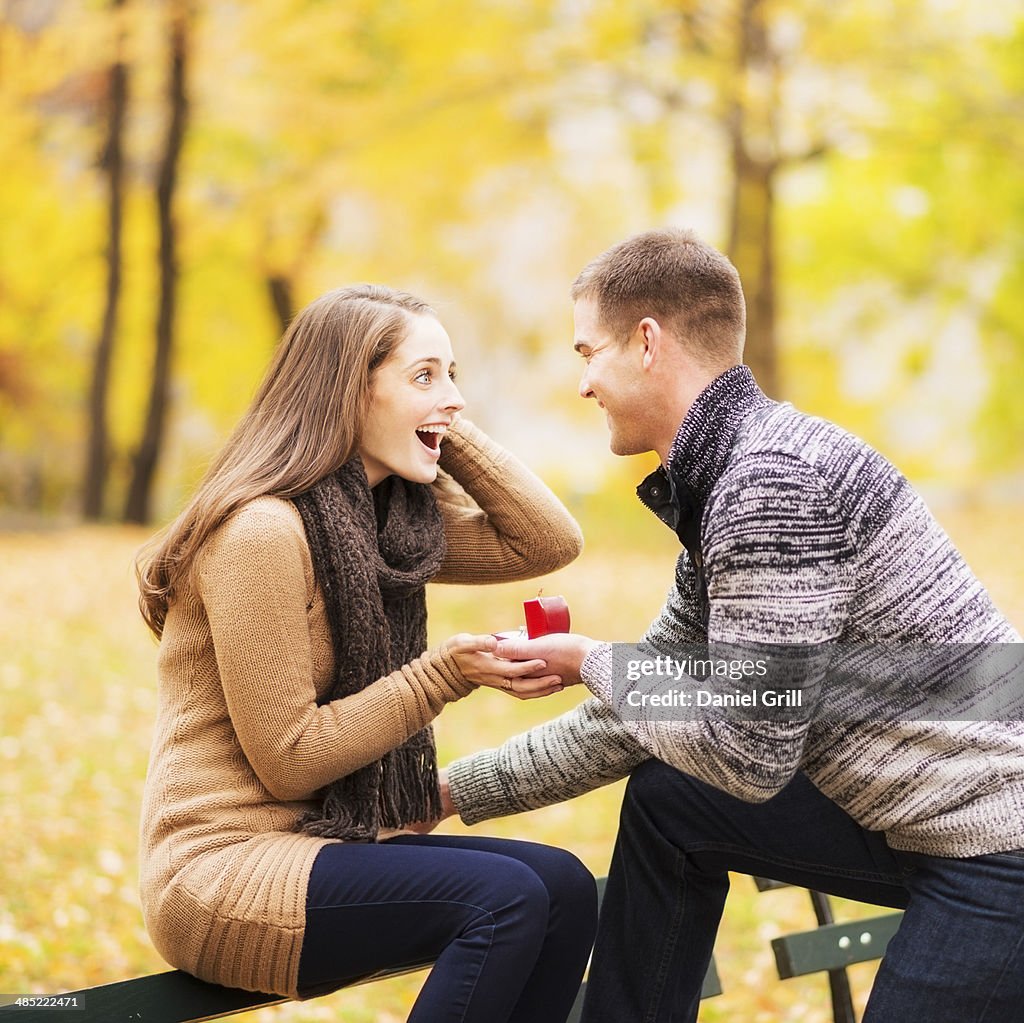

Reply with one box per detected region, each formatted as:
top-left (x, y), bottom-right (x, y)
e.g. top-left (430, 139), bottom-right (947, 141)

top-left (83, 0), bottom-right (129, 520)
top-left (0, 0), bottom-right (1020, 521)
top-left (123, 0), bottom-right (190, 524)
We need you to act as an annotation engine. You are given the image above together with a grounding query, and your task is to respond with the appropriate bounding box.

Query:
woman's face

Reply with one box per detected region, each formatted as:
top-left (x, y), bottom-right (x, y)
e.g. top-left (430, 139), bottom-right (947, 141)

top-left (359, 314), bottom-right (466, 487)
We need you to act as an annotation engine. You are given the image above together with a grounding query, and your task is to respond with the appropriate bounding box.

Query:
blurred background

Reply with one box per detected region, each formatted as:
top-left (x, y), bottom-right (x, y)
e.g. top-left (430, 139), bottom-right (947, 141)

top-left (2, 1), bottom-right (1022, 1020)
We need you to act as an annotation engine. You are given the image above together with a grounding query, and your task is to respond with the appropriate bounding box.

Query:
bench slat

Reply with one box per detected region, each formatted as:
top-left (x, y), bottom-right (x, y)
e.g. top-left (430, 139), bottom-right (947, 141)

top-left (771, 912), bottom-right (904, 979)
top-left (0, 963), bottom-right (431, 1023)
top-left (700, 957), bottom-right (723, 999)
top-left (0, 971), bottom-right (283, 1023)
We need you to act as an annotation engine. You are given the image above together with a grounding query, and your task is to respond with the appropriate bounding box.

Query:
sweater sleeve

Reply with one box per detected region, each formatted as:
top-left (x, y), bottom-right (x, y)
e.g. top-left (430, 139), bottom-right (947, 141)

top-left (581, 454), bottom-right (855, 803)
top-left (445, 576), bottom-right (705, 822)
top-left (447, 695), bottom-right (649, 824)
top-left (431, 418), bottom-right (583, 584)
top-left (196, 502), bottom-right (474, 802)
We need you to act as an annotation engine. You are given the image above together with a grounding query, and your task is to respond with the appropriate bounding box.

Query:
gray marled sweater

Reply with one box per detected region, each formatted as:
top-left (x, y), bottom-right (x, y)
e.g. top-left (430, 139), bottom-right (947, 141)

top-left (448, 366), bottom-right (1024, 857)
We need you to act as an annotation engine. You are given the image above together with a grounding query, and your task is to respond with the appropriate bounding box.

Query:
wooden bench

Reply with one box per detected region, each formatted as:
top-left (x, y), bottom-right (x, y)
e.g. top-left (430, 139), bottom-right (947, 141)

top-left (574, 877), bottom-right (898, 1023)
top-left (0, 876), bottom-right (721, 1023)
top-left (0, 961), bottom-right (423, 1023)
top-left (754, 877), bottom-right (904, 1023)
top-left (0, 876), bottom-right (900, 1023)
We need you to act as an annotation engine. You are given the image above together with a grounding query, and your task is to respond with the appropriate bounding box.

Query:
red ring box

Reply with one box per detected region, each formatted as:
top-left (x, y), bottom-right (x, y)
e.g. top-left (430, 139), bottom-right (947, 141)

top-left (523, 596), bottom-right (570, 638)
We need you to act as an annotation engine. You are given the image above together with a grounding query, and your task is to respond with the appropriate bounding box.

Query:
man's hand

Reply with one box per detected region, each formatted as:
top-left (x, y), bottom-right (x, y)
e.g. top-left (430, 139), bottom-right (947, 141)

top-left (494, 633), bottom-right (599, 688)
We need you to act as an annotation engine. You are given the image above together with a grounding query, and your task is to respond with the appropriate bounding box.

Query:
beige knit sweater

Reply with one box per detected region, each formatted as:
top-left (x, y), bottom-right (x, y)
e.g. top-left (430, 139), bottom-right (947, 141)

top-left (138, 419), bottom-right (582, 997)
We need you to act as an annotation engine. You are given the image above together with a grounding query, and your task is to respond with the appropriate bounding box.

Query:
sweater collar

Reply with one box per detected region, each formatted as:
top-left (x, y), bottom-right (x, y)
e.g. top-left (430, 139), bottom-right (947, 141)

top-left (665, 364), bottom-right (773, 506)
top-left (636, 365), bottom-right (773, 537)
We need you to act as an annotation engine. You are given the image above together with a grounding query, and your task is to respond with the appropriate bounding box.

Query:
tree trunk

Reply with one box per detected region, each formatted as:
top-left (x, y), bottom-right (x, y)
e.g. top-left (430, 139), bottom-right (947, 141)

top-left (264, 208), bottom-right (327, 339)
top-left (83, 0), bottom-right (128, 520)
top-left (267, 273), bottom-right (294, 337)
top-left (728, 146), bottom-right (778, 397)
top-left (124, 0), bottom-right (189, 524)
top-left (725, 0), bottom-right (780, 399)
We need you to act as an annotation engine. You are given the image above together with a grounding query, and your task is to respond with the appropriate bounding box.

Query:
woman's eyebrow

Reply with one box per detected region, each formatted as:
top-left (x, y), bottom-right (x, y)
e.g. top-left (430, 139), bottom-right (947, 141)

top-left (403, 356), bottom-right (443, 371)
top-left (403, 356), bottom-right (457, 373)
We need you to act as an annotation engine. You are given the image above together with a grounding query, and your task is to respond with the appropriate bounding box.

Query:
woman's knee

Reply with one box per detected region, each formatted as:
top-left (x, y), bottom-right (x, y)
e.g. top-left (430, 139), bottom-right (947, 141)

top-left (526, 844), bottom-right (595, 895)
top-left (471, 858), bottom-right (551, 938)
top-left (527, 847), bottom-right (597, 934)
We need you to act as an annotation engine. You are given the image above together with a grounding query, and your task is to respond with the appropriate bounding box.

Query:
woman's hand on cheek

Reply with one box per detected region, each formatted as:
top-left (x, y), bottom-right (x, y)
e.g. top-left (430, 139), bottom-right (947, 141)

top-left (441, 632), bottom-right (563, 699)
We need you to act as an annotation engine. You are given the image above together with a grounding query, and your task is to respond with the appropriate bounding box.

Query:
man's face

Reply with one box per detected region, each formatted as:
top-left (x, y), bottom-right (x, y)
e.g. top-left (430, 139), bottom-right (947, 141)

top-left (573, 297), bottom-right (654, 456)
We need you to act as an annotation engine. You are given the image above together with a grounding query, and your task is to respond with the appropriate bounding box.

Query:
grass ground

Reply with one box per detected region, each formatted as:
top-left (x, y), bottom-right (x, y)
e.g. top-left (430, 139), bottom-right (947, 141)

top-left (1, 492), bottom-right (1021, 1022)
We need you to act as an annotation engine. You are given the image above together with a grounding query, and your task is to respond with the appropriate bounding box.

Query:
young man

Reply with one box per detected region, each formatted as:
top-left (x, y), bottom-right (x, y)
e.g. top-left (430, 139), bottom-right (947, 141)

top-left (443, 229), bottom-right (1024, 1022)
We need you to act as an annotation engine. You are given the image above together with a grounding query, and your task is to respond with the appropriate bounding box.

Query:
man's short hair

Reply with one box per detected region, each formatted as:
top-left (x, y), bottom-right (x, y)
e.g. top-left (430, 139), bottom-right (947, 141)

top-left (571, 228), bottom-right (746, 364)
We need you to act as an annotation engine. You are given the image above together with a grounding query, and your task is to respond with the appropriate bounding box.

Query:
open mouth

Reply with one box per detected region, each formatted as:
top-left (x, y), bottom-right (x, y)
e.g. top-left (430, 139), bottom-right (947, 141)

top-left (415, 424), bottom-right (447, 452)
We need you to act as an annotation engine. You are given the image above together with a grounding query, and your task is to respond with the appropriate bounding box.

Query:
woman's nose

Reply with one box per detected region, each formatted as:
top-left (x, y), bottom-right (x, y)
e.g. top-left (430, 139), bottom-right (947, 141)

top-left (442, 378), bottom-right (466, 413)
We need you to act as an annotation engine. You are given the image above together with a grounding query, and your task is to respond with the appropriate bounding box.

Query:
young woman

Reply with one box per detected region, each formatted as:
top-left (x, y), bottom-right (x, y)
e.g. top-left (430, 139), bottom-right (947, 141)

top-left (136, 285), bottom-right (597, 1023)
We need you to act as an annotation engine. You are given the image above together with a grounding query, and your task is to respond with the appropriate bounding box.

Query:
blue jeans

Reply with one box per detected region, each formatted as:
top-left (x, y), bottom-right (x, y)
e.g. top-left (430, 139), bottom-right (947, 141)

top-left (582, 760), bottom-right (1024, 1023)
top-left (297, 833), bottom-right (597, 1023)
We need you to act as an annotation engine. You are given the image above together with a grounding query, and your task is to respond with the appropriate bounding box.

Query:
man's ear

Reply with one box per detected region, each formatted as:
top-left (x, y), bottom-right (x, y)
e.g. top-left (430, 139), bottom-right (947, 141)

top-left (638, 316), bottom-right (663, 371)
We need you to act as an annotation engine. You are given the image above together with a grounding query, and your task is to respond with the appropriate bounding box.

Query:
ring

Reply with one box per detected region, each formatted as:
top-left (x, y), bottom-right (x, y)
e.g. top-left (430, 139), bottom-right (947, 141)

top-left (502, 678), bottom-right (513, 691)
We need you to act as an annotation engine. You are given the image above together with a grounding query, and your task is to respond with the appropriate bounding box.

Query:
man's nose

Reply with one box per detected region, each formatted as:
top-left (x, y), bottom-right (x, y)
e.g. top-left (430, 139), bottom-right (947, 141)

top-left (578, 369), bottom-right (594, 400)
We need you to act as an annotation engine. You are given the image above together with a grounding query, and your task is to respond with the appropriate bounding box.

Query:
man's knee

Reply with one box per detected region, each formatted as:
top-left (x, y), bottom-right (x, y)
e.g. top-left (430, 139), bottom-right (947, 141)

top-left (625, 757), bottom-right (690, 809)
top-left (622, 759), bottom-right (726, 849)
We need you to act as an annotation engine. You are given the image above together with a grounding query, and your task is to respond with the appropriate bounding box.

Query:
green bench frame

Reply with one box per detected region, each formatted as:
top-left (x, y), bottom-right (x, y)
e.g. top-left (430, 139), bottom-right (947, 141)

top-left (755, 878), bottom-right (903, 1023)
top-left (0, 876), bottom-right (900, 1023)
top-left (0, 876), bottom-right (719, 1023)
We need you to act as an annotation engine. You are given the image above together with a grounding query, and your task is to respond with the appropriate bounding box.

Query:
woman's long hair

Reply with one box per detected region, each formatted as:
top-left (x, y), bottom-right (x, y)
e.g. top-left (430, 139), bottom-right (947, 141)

top-left (137, 284), bottom-right (433, 638)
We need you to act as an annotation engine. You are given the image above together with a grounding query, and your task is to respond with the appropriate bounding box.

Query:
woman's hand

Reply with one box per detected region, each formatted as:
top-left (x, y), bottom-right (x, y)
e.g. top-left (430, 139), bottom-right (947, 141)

top-left (403, 768), bottom-right (456, 834)
top-left (442, 632), bottom-right (564, 700)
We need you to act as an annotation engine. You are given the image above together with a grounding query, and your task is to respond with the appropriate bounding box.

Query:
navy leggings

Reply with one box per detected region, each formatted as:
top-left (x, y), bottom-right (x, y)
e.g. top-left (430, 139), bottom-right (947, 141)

top-left (297, 833), bottom-right (598, 1023)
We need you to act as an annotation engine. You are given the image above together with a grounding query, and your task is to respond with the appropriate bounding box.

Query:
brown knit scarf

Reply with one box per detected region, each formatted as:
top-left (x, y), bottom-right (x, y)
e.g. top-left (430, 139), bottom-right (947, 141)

top-left (290, 457), bottom-right (446, 841)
